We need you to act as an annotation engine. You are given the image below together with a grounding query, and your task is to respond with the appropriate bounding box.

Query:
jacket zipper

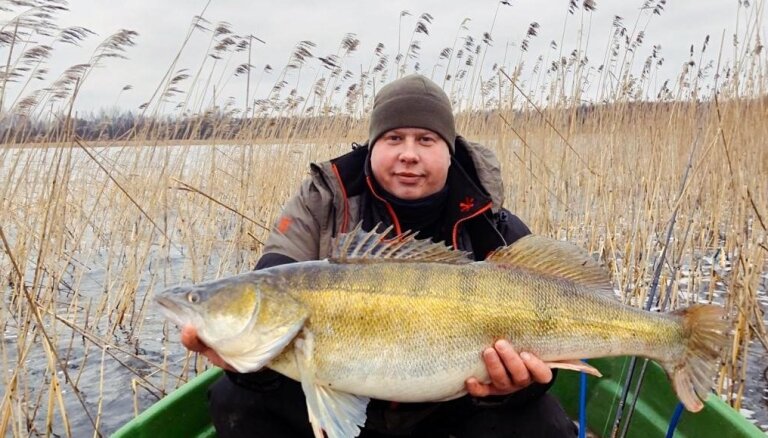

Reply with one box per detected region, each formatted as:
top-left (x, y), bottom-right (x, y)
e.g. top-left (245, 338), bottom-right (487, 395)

top-left (365, 176), bottom-right (403, 235)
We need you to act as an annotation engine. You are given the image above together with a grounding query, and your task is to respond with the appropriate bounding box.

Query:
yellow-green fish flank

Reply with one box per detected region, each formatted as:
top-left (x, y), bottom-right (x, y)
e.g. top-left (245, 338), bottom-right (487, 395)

top-left (156, 226), bottom-right (728, 438)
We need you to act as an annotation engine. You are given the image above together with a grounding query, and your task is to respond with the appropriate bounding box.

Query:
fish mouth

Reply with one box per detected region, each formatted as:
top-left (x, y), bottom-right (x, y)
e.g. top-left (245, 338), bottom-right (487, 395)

top-left (155, 295), bottom-right (190, 327)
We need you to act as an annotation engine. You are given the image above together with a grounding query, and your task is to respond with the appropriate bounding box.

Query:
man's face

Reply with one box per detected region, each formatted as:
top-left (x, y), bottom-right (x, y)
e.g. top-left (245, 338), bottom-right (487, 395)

top-left (370, 127), bottom-right (451, 200)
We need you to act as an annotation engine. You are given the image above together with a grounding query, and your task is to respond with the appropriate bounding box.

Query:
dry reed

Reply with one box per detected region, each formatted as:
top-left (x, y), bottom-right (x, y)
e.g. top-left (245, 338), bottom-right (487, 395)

top-left (1, 0), bottom-right (766, 436)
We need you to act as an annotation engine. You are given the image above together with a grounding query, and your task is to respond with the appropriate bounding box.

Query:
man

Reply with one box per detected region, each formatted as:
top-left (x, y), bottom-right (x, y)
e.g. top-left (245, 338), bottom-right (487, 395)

top-left (182, 74), bottom-right (577, 437)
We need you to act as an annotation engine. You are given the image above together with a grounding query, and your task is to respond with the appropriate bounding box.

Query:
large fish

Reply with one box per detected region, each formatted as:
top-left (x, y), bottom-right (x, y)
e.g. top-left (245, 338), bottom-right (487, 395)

top-left (156, 225), bottom-right (729, 438)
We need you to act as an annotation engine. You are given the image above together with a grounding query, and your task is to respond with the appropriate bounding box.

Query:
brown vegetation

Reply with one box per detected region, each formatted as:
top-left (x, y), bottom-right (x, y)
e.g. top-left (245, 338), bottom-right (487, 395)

top-left (0, 0), bottom-right (766, 436)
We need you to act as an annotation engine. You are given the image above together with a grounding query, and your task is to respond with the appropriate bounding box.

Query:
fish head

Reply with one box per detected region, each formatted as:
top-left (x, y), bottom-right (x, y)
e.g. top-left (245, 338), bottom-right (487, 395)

top-left (156, 274), bottom-right (308, 370)
top-left (156, 276), bottom-right (262, 345)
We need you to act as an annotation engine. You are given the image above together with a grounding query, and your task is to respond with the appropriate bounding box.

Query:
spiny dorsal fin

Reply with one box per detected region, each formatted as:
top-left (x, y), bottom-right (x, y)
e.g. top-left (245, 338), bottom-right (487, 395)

top-left (330, 223), bottom-right (472, 264)
top-left (488, 235), bottom-right (616, 297)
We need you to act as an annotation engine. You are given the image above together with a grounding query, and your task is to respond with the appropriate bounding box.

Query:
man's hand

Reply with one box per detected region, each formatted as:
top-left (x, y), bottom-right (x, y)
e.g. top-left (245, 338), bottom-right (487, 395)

top-left (466, 340), bottom-right (552, 397)
top-left (181, 325), bottom-right (235, 372)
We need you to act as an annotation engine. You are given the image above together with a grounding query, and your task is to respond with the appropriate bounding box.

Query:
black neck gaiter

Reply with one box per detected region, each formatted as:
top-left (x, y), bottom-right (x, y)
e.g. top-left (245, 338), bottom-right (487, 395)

top-left (370, 176), bottom-right (449, 242)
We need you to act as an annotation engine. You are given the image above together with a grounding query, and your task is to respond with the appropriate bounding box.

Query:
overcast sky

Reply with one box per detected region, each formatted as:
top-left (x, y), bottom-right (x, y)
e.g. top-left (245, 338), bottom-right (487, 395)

top-left (1, 0), bottom-right (762, 115)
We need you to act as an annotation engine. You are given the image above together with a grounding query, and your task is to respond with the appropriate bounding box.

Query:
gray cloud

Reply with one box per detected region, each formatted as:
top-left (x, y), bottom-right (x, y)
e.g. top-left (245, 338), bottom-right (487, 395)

top-left (2, 0), bottom-right (751, 114)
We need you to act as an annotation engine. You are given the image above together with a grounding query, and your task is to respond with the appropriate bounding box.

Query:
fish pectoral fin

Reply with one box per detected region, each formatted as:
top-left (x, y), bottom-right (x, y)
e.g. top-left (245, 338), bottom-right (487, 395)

top-left (546, 360), bottom-right (603, 377)
top-left (295, 330), bottom-right (369, 438)
top-left (303, 382), bottom-right (370, 438)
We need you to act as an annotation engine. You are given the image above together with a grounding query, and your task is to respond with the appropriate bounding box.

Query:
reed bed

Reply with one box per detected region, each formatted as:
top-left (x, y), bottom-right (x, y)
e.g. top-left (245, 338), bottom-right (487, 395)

top-left (1, 0), bottom-right (767, 436)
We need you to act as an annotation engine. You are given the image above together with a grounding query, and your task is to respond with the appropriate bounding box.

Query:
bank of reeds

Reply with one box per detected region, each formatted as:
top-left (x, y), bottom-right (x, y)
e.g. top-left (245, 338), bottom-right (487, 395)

top-left (1, 0), bottom-right (767, 436)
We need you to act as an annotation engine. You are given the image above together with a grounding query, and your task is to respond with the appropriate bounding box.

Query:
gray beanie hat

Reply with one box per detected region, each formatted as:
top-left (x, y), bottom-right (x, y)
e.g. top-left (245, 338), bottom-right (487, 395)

top-left (369, 74), bottom-right (456, 153)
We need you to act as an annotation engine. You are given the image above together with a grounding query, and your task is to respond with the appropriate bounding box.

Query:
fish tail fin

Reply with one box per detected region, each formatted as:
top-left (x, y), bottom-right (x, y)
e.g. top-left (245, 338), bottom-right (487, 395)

top-left (662, 304), bottom-right (728, 412)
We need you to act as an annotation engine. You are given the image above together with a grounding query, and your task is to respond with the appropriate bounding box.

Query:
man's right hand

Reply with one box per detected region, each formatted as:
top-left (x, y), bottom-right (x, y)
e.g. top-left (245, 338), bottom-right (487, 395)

top-left (181, 325), bottom-right (236, 372)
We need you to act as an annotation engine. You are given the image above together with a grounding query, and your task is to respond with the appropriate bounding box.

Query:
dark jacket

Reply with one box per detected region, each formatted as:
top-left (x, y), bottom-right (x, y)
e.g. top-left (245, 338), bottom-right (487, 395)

top-left (260, 136), bottom-right (528, 262)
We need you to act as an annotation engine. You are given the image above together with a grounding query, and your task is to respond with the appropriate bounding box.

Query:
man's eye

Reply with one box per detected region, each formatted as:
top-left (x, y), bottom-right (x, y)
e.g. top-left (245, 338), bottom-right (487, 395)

top-left (420, 136), bottom-right (435, 143)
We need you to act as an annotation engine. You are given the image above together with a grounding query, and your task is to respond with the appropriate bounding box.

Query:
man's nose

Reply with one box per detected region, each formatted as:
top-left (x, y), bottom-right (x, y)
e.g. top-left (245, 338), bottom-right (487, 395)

top-left (398, 137), bottom-right (419, 162)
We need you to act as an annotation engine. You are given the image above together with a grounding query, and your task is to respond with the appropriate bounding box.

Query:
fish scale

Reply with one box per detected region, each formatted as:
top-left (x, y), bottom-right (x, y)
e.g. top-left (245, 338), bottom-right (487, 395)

top-left (268, 262), bottom-right (684, 387)
top-left (157, 225), bottom-right (729, 438)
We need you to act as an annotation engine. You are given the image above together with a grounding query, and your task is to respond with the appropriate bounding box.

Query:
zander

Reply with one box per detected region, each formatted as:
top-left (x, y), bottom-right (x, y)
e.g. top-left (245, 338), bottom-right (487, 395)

top-left (156, 225), bottom-right (729, 438)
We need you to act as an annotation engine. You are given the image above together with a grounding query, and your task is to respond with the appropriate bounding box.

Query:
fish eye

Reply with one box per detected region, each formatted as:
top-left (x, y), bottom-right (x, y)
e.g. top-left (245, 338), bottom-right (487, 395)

top-left (187, 291), bottom-right (200, 304)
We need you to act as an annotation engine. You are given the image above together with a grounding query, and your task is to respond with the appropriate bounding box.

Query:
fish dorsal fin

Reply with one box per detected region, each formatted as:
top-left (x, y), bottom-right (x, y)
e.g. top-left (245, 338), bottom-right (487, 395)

top-left (488, 235), bottom-right (616, 297)
top-left (330, 223), bottom-right (472, 264)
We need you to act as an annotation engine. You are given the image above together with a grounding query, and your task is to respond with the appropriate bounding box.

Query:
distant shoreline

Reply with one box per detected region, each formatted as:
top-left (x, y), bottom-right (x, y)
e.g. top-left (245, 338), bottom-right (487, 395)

top-left (0, 137), bottom-right (361, 149)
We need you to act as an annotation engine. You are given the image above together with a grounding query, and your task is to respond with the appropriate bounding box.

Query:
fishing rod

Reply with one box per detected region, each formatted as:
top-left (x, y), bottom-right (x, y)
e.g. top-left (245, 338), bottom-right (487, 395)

top-left (609, 127), bottom-right (702, 438)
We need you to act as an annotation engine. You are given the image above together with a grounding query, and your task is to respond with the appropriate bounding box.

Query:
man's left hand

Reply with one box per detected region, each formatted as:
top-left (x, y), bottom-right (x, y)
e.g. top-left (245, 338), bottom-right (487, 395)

top-left (466, 339), bottom-right (553, 397)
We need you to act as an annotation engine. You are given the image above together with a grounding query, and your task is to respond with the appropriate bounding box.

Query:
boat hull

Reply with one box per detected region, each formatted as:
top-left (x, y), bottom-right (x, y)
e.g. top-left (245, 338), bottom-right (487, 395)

top-left (112, 357), bottom-right (765, 437)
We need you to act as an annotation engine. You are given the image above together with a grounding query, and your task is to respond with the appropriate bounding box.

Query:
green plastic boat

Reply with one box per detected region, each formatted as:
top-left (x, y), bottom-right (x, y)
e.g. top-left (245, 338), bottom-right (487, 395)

top-left (113, 357), bottom-right (765, 437)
